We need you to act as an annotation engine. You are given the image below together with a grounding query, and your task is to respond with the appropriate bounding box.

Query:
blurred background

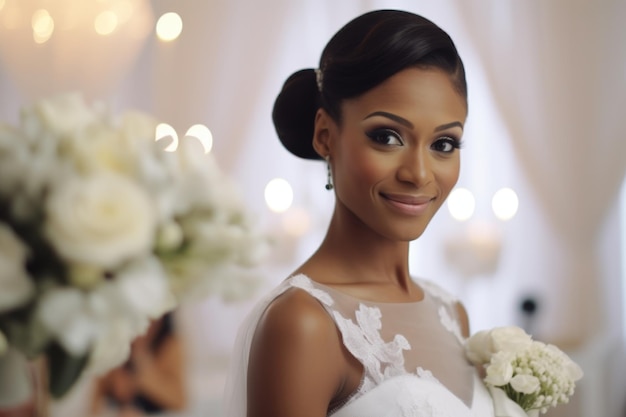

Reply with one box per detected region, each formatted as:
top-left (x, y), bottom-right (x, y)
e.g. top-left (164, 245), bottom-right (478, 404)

top-left (0, 0), bottom-right (624, 416)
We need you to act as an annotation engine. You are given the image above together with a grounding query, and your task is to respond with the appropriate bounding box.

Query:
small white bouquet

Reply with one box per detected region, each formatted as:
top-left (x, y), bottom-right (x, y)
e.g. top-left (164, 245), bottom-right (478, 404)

top-left (0, 93), bottom-right (267, 399)
top-left (465, 326), bottom-right (583, 417)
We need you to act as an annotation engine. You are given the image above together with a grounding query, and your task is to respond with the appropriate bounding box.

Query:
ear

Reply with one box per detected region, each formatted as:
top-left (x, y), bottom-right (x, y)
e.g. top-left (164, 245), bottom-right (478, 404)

top-left (312, 108), bottom-right (336, 159)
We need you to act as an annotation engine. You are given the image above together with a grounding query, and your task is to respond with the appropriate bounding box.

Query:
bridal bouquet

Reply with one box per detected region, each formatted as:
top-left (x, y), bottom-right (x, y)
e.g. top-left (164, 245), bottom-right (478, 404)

top-left (0, 93), bottom-right (267, 398)
top-left (465, 326), bottom-right (583, 417)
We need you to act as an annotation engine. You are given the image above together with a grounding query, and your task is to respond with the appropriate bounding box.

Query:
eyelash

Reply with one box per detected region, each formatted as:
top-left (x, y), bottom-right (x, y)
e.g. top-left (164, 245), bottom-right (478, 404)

top-left (366, 128), bottom-right (403, 146)
top-left (432, 136), bottom-right (463, 153)
top-left (365, 128), bottom-right (463, 153)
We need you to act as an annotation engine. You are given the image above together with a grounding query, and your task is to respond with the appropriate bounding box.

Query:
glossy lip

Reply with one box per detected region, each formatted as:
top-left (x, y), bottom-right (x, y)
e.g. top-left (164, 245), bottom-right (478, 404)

top-left (380, 192), bottom-right (434, 216)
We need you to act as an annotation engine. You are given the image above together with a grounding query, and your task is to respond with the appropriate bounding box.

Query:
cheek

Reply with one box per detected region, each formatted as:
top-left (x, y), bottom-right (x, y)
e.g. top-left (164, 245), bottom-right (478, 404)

top-left (337, 148), bottom-right (388, 191)
top-left (437, 159), bottom-right (461, 197)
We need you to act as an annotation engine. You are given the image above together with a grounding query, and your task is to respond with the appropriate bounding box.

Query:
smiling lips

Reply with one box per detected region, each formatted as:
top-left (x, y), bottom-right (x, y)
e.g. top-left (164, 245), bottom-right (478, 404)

top-left (380, 193), bottom-right (434, 216)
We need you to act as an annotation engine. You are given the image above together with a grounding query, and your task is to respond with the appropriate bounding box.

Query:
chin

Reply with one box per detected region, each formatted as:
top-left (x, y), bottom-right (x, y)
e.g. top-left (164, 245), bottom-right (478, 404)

top-left (385, 225), bottom-right (429, 242)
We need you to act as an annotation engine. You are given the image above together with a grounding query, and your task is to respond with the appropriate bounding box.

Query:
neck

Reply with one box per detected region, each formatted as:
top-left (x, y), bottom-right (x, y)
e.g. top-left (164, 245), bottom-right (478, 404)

top-left (309, 202), bottom-right (413, 289)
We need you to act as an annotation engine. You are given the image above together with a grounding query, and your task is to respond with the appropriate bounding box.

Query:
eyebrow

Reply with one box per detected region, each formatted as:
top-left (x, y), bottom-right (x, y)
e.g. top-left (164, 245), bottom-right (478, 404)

top-left (364, 111), bottom-right (464, 132)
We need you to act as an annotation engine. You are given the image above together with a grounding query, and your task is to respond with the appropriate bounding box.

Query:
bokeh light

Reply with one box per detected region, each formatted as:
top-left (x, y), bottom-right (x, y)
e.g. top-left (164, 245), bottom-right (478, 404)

top-left (94, 10), bottom-right (118, 36)
top-left (155, 12), bottom-right (182, 41)
top-left (155, 123), bottom-right (178, 152)
top-left (447, 188), bottom-right (475, 221)
top-left (32, 9), bottom-right (53, 43)
top-left (492, 187), bottom-right (519, 221)
top-left (185, 124), bottom-right (212, 154)
top-left (265, 178), bottom-right (293, 213)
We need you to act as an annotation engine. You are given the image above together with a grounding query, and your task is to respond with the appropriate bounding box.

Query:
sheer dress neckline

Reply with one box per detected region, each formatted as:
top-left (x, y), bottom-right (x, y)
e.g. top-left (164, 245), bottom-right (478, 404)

top-left (289, 273), bottom-right (430, 306)
top-left (287, 274), bottom-right (476, 411)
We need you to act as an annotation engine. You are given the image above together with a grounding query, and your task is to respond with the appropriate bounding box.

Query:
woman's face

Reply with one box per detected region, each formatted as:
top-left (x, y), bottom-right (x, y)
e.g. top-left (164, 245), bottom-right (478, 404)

top-left (326, 67), bottom-right (467, 241)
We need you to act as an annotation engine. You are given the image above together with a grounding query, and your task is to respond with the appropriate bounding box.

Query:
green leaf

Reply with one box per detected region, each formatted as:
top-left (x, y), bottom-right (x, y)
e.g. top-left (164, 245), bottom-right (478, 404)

top-left (46, 343), bottom-right (89, 398)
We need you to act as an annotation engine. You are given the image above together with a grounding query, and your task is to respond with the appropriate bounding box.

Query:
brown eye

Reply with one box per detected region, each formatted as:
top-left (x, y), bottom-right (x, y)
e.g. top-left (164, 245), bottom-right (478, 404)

top-left (366, 128), bottom-right (404, 146)
top-left (432, 136), bottom-right (461, 153)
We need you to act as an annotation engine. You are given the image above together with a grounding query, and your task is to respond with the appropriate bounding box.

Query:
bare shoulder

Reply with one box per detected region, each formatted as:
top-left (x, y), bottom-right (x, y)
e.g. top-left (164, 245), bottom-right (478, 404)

top-left (247, 288), bottom-right (345, 417)
top-left (256, 287), bottom-right (337, 339)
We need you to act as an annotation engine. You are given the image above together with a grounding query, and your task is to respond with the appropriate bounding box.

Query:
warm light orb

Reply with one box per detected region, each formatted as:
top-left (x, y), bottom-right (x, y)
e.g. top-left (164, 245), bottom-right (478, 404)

top-left (155, 123), bottom-right (178, 152)
top-left (492, 187), bottom-right (519, 221)
top-left (265, 178), bottom-right (293, 213)
top-left (94, 10), bottom-right (118, 35)
top-left (155, 12), bottom-right (182, 42)
top-left (32, 9), bottom-right (54, 43)
top-left (0, 0), bottom-right (5, 12)
top-left (185, 124), bottom-right (213, 154)
top-left (447, 188), bottom-right (475, 221)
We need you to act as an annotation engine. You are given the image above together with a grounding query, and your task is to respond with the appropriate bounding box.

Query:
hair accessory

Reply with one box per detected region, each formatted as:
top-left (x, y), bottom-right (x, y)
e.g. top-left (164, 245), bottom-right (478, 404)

top-left (325, 156), bottom-right (333, 190)
top-left (314, 68), bottom-right (323, 92)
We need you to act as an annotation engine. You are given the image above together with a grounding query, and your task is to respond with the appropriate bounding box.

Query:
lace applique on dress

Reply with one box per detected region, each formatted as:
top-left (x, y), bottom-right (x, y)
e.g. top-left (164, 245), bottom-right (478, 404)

top-left (332, 303), bottom-right (411, 388)
top-left (396, 381), bottom-right (448, 417)
top-left (438, 305), bottom-right (464, 344)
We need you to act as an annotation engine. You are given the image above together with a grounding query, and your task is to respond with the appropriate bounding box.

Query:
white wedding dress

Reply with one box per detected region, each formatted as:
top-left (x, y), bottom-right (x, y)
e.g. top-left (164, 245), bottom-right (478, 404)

top-left (223, 274), bottom-right (495, 417)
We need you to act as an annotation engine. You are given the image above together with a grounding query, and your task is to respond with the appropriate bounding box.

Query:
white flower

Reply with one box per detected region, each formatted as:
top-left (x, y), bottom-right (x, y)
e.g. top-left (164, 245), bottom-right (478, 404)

top-left (0, 93), bottom-right (268, 398)
top-left (484, 350), bottom-right (515, 386)
top-left (469, 326), bottom-right (583, 414)
top-left (20, 92), bottom-right (99, 140)
top-left (115, 256), bottom-right (176, 320)
top-left (0, 223), bottom-right (34, 312)
top-left (465, 329), bottom-right (493, 364)
top-left (44, 173), bottom-right (156, 268)
top-left (465, 326), bottom-right (533, 366)
top-left (490, 326), bottom-right (533, 353)
top-left (510, 374), bottom-right (541, 394)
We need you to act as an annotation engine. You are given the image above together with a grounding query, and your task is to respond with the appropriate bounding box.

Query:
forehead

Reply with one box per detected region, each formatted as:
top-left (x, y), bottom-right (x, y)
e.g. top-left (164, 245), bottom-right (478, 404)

top-left (341, 68), bottom-right (467, 126)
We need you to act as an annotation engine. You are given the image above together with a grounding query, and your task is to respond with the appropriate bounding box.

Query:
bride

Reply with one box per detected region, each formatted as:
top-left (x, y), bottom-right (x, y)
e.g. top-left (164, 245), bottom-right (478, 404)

top-left (224, 9), bottom-right (495, 417)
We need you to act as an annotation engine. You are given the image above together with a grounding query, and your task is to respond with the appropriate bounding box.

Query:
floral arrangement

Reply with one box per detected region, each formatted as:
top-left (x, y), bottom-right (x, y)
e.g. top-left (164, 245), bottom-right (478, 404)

top-left (0, 93), bottom-right (267, 398)
top-left (465, 326), bottom-right (583, 417)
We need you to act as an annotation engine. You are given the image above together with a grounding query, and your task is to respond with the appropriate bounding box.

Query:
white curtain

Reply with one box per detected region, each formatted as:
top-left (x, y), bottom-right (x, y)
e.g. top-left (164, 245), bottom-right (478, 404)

top-left (457, 0), bottom-right (626, 344)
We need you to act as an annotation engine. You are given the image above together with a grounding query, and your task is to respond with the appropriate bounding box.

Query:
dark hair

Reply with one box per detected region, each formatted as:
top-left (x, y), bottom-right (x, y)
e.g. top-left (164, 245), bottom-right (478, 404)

top-left (273, 9), bottom-right (467, 160)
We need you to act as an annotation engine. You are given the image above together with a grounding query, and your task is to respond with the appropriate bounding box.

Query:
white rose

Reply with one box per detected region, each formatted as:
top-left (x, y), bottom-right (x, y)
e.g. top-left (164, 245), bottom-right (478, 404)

top-left (490, 326), bottom-right (533, 353)
top-left (510, 374), bottom-right (541, 394)
top-left (0, 223), bottom-right (34, 312)
top-left (484, 351), bottom-right (515, 386)
top-left (45, 173), bottom-right (156, 268)
top-left (21, 93), bottom-right (99, 139)
top-left (115, 256), bottom-right (176, 319)
top-left (465, 329), bottom-right (495, 365)
top-left (86, 281), bottom-right (152, 374)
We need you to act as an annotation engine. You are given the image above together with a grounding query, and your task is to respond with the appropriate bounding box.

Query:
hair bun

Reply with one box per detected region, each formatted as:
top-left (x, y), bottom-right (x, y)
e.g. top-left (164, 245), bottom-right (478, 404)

top-left (272, 69), bottom-right (322, 160)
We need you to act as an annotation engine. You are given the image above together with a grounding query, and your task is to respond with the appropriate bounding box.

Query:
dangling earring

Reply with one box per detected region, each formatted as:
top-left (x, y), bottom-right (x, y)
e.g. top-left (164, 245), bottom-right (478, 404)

top-left (325, 156), bottom-right (333, 190)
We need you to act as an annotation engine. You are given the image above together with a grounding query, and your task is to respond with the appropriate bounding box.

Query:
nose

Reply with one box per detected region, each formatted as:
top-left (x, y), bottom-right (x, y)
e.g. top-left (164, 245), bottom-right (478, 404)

top-left (396, 147), bottom-right (434, 187)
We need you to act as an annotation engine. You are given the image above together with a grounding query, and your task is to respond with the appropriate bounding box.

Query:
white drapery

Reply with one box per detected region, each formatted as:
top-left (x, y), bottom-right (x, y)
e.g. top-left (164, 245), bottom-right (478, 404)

top-left (457, 0), bottom-right (626, 345)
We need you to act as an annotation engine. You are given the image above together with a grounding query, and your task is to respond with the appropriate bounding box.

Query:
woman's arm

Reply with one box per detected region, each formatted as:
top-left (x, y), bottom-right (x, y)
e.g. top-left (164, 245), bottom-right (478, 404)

top-left (247, 289), bottom-right (347, 417)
